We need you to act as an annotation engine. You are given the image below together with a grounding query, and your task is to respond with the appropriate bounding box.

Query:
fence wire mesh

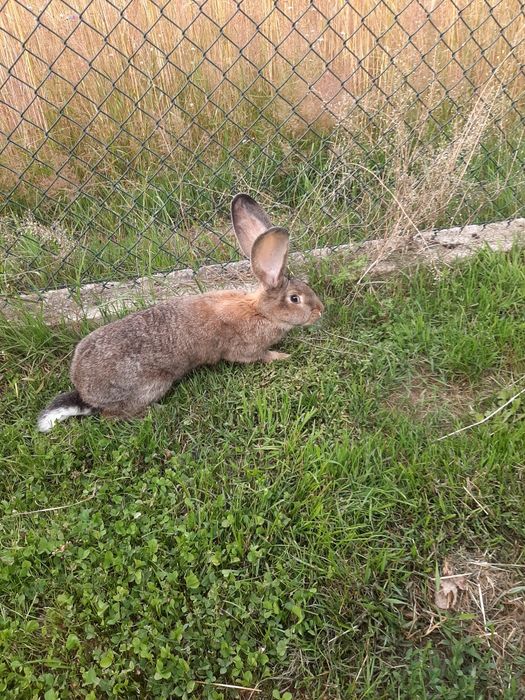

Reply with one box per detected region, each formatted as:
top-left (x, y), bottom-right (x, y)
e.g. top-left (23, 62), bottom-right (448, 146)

top-left (1, 0), bottom-right (524, 299)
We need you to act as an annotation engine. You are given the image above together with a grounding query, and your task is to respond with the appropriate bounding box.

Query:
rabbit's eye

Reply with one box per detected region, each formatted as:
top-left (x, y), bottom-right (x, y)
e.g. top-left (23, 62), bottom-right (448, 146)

top-left (290, 294), bottom-right (300, 303)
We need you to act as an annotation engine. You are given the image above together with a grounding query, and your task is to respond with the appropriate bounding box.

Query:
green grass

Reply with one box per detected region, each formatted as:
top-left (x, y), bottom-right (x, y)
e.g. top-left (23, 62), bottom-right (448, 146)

top-left (1, 249), bottom-right (525, 698)
top-left (2, 123), bottom-right (525, 295)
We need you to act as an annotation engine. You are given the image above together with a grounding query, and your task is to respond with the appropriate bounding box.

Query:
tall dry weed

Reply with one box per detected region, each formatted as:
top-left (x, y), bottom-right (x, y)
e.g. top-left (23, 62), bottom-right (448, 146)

top-left (324, 71), bottom-right (512, 271)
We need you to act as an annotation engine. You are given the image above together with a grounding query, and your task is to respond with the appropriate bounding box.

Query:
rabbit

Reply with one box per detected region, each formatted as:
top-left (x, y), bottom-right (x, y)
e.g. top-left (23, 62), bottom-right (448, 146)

top-left (37, 194), bottom-right (324, 432)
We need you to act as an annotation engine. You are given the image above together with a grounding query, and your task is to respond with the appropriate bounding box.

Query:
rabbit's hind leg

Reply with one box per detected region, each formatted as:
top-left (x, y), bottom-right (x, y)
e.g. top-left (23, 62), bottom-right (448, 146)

top-left (100, 402), bottom-right (148, 420)
top-left (101, 377), bottom-right (172, 420)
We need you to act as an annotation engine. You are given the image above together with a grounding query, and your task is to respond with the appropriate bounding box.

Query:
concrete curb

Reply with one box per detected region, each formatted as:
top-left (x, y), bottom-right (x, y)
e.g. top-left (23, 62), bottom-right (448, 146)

top-left (2, 218), bottom-right (524, 325)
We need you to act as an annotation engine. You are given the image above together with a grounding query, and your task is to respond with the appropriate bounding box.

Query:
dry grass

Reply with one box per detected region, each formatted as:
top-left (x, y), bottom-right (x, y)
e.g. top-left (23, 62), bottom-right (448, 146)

top-left (430, 551), bottom-right (525, 664)
top-left (367, 83), bottom-right (505, 234)
top-left (1, 0), bottom-right (524, 194)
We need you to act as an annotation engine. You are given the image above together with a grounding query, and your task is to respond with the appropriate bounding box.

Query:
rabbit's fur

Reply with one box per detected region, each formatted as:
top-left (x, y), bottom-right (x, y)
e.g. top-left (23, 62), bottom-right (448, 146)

top-left (38, 194), bottom-right (324, 432)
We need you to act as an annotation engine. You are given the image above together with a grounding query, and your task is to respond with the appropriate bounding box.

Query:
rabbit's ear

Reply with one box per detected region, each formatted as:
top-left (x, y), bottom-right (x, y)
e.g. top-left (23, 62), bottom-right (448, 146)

top-left (231, 193), bottom-right (273, 258)
top-left (251, 227), bottom-right (289, 289)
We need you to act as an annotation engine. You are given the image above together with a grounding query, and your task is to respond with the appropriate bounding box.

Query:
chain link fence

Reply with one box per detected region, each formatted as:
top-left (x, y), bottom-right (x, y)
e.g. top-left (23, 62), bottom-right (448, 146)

top-left (1, 0), bottom-right (524, 300)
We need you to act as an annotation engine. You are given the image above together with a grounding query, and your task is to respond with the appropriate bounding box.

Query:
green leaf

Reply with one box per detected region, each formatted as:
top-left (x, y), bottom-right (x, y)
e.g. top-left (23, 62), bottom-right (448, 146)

top-left (147, 538), bottom-right (159, 554)
top-left (290, 604), bottom-right (304, 623)
top-left (276, 639), bottom-right (288, 657)
top-left (82, 667), bottom-right (100, 686)
top-left (154, 659), bottom-right (171, 680)
top-left (99, 649), bottom-right (114, 669)
top-left (65, 634), bottom-right (80, 651)
top-left (185, 572), bottom-right (200, 590)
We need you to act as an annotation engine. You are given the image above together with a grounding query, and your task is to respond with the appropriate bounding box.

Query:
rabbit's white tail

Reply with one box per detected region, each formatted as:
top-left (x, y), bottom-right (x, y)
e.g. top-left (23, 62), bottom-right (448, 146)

top-left (37, 390), bottom-right (94, 432)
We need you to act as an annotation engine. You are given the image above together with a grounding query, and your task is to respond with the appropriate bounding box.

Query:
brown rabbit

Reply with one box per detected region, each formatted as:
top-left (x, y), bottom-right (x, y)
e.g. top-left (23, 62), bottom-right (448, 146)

top-left (37, 194), bottom-right (324, 432)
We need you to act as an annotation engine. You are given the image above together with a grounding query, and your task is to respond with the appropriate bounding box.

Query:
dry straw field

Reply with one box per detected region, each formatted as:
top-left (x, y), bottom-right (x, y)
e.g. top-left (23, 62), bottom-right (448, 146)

top-left (1, 0), bottom-right (524, 195)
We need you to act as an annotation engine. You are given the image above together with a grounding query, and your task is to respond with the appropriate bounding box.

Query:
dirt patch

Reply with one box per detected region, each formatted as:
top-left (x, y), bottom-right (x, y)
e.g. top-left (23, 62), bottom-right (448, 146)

top-left (385, 370), bottom-right (479, 420)
top-left (385, 369), bottom-right (508, 423)
top-left (432, 551), bottom-right (525, 660)
top-left (402, 548), bottom-right (525, 683)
